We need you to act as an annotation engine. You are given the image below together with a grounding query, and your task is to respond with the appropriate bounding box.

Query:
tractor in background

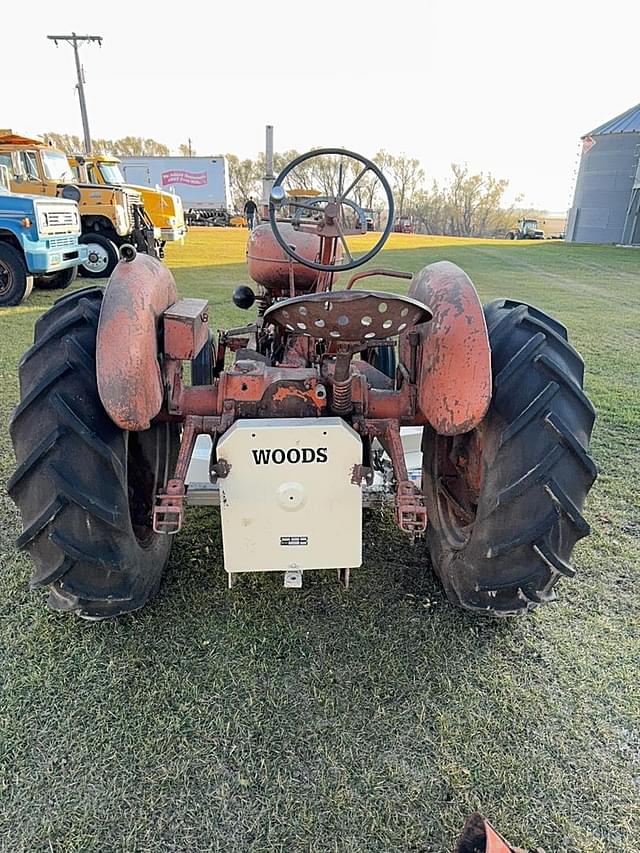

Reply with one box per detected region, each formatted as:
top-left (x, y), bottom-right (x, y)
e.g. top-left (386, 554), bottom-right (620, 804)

top-left (506, 218), bottom-right (545, 240)
top-left (8, 148), bottom-right (596, 620)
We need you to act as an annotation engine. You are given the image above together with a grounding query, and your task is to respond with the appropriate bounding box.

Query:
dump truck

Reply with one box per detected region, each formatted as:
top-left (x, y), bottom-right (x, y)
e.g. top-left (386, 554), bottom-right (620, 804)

top-left (69, 155), bottom-right (186, 253)
top-left (8, 148), bottom-right (596, 621)
top-left (0, 164), bottom-right (87, 306)
top-left (120, 155), bottom-right (230, 227)
top-left (0, 133), bottom-right (158, 278)
top-left (506, 218), bottom-right (545, 240)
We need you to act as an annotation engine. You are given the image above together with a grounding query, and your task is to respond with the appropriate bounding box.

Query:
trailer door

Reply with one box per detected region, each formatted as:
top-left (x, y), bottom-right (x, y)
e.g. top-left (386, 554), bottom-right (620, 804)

top-left (123, 165), bottom-right (151, 186)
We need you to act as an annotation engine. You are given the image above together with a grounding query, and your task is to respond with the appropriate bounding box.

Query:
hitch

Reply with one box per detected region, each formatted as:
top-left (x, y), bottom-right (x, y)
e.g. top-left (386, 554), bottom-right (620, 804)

top-left (153, 480), bottom-right (186, 535)
top-left (395, 480), bottom-right (427, 534)
top-left (153, 415), bottom-right (223, 535)
top-left (358, 418), bottom-right (427, 534)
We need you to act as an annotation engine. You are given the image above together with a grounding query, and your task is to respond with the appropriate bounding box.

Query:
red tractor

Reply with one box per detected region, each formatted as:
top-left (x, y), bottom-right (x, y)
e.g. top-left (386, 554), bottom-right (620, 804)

top-left (8, 149), bottom-right (597, 620)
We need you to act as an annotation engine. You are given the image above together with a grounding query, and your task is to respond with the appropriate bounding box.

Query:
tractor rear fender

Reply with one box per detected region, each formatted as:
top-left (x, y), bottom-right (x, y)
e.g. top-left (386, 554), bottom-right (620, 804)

top-left (96, 254), bottom-right (178, 431)
top-left (408, 261), bottom-right (491, 435)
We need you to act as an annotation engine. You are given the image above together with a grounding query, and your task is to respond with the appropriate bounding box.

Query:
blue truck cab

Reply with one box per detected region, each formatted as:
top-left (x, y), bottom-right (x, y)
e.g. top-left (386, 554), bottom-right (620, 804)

top-left (0, 165), bottom-right (88, 307)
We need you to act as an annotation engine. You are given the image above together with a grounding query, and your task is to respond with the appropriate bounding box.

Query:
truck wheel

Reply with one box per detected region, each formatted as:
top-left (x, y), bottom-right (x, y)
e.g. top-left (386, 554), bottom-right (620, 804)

top-left (0, 243), bottom-right (29, 307)
top-left (79, 234), bottom-right (119, 279)
top-left (34, 266), bottom-right (78, 291)
top-left (421, 299), bottom-right (597, 616)
top-left (8, 288), bottom-right (180, 619)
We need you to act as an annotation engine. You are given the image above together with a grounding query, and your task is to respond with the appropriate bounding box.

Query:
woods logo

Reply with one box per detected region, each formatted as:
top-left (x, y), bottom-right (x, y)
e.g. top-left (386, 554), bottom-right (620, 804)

top-left (161, 170), bottom-right (208, 187)
top-left (252, 447), bottom-right (328, 465)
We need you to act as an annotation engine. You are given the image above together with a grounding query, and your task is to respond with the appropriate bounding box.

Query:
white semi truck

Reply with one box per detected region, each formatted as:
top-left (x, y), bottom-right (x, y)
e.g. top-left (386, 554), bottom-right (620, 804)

top-left (120, 156), bottom-right (231, 226)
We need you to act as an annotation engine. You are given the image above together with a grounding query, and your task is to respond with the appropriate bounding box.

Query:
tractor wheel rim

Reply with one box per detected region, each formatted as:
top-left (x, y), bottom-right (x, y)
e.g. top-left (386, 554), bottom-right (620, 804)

top-left (126, 422), bottom-right (171, 546)
top-left (83, 244), bottom-right (110, 274)
top-left (0, 260), bottom-right (13, 296)
top-left (434, 432), bottom-right (482, 549)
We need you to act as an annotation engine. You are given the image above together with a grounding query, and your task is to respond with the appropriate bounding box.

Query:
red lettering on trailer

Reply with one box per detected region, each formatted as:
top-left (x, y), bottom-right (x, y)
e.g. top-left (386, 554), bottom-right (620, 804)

top-left (161, 170), bottom-right (208, 187)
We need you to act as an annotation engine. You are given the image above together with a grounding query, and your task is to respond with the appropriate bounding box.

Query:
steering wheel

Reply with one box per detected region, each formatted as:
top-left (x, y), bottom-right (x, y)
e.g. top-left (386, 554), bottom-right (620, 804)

top-left (291, 196), bottom-right (367, 234)
top-left (269, 148), bottom-right (394, 273)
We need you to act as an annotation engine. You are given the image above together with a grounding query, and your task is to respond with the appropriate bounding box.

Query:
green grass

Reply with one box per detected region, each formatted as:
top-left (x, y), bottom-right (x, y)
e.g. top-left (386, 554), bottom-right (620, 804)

top-left (1, 235), bottom-right (639, 852)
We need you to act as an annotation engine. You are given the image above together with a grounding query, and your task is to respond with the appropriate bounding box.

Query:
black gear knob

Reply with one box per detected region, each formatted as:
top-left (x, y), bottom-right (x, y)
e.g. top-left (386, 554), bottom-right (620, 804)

top-left (232, 285), bottom-right (256, 310)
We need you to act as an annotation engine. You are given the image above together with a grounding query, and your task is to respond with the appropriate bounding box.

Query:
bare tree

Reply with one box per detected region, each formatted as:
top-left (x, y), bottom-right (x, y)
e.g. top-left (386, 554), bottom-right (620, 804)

top-left (43, 133), bottom-right (170, 157)
top-left (375, 151), bottom-right (424, 220)
top-left (43, 132), bottom-right (84, 153)
top-left (226, 154), bottom-right (261, 211)
top-left (410, 164), bottom-right (511, 237)
top-left (111, 137), bottom-right (170, 156)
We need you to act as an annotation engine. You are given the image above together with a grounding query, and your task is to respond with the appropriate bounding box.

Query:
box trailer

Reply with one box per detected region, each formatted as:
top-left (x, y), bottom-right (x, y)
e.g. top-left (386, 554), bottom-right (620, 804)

top-left (120, 156), bottom-right (231, 226)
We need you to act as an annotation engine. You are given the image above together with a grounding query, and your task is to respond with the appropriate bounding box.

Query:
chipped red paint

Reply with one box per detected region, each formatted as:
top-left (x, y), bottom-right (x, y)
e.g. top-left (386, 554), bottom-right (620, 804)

top-left (177, 365), bottom-right (326, 419)
top-left (409, 261), bottom-right (491, 435)
top-left (246, 223), bottom-right (322, 292)
top-left (96, 254), bottom-right (178, 431)
top-left (164, 298), bottom-right (210, 360)
top-left (95, 251), bottom-right (493, 541)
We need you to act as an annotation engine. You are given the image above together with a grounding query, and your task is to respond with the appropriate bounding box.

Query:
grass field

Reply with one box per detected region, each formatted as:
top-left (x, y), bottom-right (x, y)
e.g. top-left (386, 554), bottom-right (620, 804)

top-left (1, 230), bottom-right (639, 852)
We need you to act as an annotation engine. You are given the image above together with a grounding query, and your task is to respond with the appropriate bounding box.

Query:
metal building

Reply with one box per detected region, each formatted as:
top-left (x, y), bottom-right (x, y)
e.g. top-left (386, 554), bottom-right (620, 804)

top-left (566, 102), bottom-right (640, 245)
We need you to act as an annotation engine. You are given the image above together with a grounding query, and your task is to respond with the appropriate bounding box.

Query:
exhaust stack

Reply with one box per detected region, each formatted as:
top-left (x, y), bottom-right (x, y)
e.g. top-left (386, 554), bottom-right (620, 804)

top-left (262, 124), bottom-right (275, 216)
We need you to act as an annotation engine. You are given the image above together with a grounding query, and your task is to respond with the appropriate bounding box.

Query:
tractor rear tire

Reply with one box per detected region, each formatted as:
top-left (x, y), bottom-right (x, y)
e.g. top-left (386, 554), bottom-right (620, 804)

top-left (369, 344), bottom-right (397, 381)
top-left (421, 298), bottom-right (597, 616)
top-left (8, 287), bottom-right (180, 619)
top-left (191, 330), bottom-right (215, 385)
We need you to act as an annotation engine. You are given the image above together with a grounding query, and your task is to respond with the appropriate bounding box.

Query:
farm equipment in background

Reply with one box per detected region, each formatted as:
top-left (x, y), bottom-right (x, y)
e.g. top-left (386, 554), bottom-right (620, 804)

top-left (69, 155), bottom-right (186, 254)
top-left (185, 208), bottom-right (230, 227)
top-left (363, 208), bottom-right (376, 231)
top-left (0, 164), bottom-right (87, 305)
top-left (506, 218), bottom-right (545, 240)
top-left (0, 132), bottom-right (158, 278)
top-left (394, 215), bottom-right (415, 233)
top-left (8, 148), bottom-right (596, 620)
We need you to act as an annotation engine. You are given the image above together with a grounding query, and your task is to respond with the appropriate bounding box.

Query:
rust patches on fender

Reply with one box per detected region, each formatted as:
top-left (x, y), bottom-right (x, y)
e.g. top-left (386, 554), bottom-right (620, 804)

top-left (409, 261), bottom-right (492, 435)
top-left (96, 253), bottom-right (179, 431)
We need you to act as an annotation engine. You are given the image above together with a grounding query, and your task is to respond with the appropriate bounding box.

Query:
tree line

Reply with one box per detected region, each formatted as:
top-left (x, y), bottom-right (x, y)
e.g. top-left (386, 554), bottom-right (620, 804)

top-left (43, 133), bottom-right (195, 158)
top-left (226, 150), bottom-right (537, 237)
top-left (44, 133), bottom-right (541, 236)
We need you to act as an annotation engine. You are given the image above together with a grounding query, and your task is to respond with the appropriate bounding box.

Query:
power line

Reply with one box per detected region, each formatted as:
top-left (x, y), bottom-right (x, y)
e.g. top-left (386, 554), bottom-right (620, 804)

top-left (47, 33), bottom-right (103, 155)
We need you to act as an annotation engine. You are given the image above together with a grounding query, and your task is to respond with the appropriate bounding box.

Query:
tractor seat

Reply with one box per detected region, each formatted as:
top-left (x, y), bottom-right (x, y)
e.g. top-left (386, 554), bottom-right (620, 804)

top-left (264, 290), bottom-right (431, 343)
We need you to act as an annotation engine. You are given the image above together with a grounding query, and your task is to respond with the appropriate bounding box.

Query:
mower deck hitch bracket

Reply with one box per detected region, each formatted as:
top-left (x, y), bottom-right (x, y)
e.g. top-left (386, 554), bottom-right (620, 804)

top-left (359, 418), bottom-right (427, 534)
top-left (153, 415), bottom-right (224, 535)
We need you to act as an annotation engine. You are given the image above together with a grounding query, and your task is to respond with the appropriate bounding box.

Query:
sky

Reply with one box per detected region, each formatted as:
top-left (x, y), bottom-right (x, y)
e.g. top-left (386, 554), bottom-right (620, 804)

top-left (4, 0), bottom-right (639, 212)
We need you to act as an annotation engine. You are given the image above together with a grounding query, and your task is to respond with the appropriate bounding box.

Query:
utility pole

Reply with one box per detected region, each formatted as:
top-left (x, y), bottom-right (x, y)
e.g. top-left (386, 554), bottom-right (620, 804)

top-left (47, 33), bottom-right (103, 155)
